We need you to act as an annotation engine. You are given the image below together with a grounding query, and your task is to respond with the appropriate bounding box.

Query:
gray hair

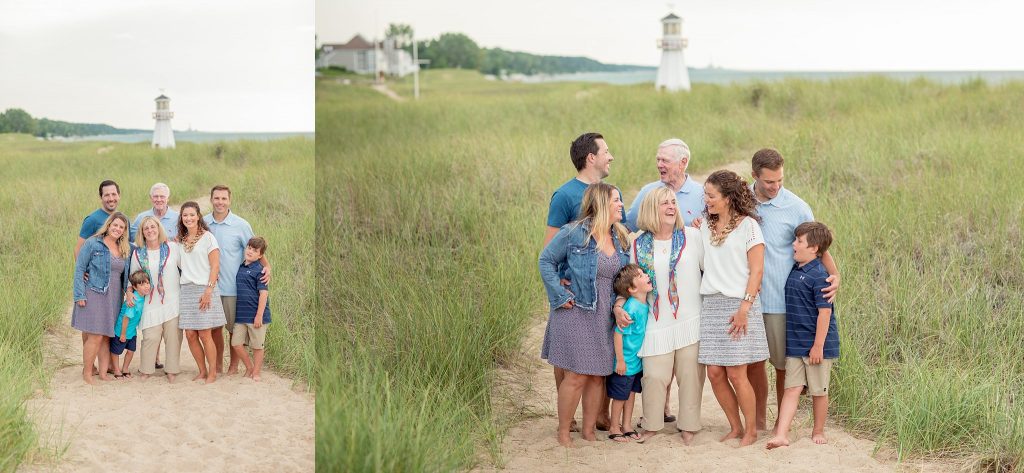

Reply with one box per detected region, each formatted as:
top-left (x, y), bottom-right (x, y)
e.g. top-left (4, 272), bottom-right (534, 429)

top-left (658, 138), bottom-right (691, 162)
top-left (149, 182), bottom-right (170, 197)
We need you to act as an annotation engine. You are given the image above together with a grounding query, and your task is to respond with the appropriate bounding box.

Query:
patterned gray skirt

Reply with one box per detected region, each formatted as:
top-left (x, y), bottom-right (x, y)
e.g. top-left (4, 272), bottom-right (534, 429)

top-left (697, 293), bottom-right (769, 366)
top-left (178, 284), bottom-right (227, 330)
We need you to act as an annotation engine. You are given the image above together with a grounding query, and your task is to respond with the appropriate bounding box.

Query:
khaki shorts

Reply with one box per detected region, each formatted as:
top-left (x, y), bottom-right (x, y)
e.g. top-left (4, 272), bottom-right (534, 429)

top-left (221, 296), bottom-right (237, 333)
top-left (784, 357), bottom-right (833, 396)
top-left (231, 323), bottom-right (267, 350)
top-left (763, 313), bottom-right (787, 370)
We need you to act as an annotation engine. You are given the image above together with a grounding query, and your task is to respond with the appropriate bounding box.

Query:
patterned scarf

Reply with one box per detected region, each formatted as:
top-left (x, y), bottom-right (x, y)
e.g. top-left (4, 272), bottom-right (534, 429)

top-left (633, 229), bottom-right (687, 321)
top-left (136, 242), bottom-right (169, 304)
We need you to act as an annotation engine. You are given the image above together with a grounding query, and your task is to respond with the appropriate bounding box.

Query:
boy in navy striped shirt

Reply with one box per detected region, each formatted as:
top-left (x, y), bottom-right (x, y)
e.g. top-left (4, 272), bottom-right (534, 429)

top-left (767, 222), bottom-right (838, 449)
top-left (231, 236), bottom-right (271, 381)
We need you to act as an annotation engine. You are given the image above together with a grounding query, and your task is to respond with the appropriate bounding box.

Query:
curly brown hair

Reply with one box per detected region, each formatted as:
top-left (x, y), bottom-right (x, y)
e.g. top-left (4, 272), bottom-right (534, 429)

top-left (703, 170), bottom-right (761, 226)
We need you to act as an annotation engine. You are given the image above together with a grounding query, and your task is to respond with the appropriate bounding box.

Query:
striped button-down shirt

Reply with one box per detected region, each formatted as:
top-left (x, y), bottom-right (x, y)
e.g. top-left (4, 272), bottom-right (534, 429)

top-left (754, 186), bottom-right (815, 314)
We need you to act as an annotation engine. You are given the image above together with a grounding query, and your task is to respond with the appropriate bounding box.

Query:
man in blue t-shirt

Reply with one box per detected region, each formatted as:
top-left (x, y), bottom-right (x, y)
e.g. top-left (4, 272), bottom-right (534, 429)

top-left (74, 179), bottom-right (122, 260)
top-left (625, 138), bottom-right (704, 230)
top-left (767, 221), bottom-right (838, 449)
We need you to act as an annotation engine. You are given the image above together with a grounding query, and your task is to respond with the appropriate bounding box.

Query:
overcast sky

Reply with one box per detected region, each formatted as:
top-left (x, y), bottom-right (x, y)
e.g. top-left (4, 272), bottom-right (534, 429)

top-left (0, 0), bottom-right (313, 132)
top-left (318, 0), bottom-right (1024, 71)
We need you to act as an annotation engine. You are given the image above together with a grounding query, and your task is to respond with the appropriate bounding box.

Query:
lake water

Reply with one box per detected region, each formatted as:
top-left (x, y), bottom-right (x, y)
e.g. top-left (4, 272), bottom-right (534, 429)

top-left (63, 131), bottom-right (313, 144)
top-left (521, 69), bottom-right (1024, 86)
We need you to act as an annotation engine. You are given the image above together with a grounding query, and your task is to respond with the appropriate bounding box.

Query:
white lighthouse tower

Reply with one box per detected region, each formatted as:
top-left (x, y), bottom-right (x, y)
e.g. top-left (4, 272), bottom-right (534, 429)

top-left (151, 93), bottom-right (175, 149)
top-left (655, 13), bottom-right (691, 92)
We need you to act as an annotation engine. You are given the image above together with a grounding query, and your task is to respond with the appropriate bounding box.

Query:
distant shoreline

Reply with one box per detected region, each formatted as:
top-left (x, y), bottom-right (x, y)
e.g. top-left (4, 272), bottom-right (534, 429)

top-left (44, 131), bottom-right (314, 144)
top-left (508, 68), bottom-right (1024, 85)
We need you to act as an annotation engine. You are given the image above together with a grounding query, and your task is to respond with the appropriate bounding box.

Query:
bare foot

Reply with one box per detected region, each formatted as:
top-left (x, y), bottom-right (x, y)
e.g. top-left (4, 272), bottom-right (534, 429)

top-left (812, 431), bottom-right (827, 444)
top-left (98, 374), bottom-right (113, 381)
top-left (138, 373), bottom-right (151, 380)
top-left (244, 371), bottom-right (254, 379)
top-left (166, 374), bottom-right (176, 383)
top-left (82, 374), bottom-right (95, 385)
top-left (206, 374), bottom-right (217, 384)
top-left (766, 435), bottom-right (790, 449)
top-left (636, 430), bottom-right (657, 444)
top-left (680, 430), bottom-right (695, 445)
top-left (740, 432), bottom-right (758, 447)
top-left (719, 429), bottom-right (743, 442)
top-left (252, 373), bottom-right (261, 382)
top-left (557, 432), bottom-right (574, 448)
top-left (193, 372), bottom-right (206, 382)
top-left (226, 368), bottom-right (239, 376)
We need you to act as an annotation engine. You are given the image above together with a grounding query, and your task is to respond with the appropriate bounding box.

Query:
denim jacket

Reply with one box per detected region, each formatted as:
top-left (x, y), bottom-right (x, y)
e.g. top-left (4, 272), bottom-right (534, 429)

top-left (73, 236), bottom-right (132, 302)
top-left (539, 220), bottom-right (630, 311)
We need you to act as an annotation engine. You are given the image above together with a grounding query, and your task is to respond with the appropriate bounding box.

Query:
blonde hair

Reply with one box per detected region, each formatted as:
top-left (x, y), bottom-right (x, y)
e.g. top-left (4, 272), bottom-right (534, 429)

top-left (93, 212), bottom-right (131, 258)
top-left (134, 215), bottom-right (168, 248)
top-left (635, 186), bottom-right (684, 233)
top-left (576, 182), bottom-right (629, 251)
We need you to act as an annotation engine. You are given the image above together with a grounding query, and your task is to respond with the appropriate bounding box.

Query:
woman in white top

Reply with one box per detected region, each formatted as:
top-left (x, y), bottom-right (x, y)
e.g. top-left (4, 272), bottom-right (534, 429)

top-left (129, 215), bottom-right (183, 382)
top-left (614, 186), bottom-right (705, 444)
top-left (176, 201), bottom-right (227, 384)
top-left (697, 170), bottom-right (767, 447)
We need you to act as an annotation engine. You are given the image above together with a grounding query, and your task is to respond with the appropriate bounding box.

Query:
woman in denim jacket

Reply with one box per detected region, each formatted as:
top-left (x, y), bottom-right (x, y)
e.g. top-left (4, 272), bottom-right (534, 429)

top-left (73, 212), bottom-right (133, 384)
top-left (539, 182), bottom-right (630, 447)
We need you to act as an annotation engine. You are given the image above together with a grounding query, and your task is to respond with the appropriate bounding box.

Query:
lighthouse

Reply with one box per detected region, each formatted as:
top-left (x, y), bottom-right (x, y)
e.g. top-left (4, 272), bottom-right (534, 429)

top-left (655, 13), bottom-right (691, 92)
top-left (152, 94), bottom-right (176, 149)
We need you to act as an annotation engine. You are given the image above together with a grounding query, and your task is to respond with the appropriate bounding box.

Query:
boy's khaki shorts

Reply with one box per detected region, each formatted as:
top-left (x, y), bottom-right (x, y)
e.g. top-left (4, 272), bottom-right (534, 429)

top-left (231, 323), bottom-right (267, 350)
top-left (784, 356), bottom-right (833, 396)
top-left (763, 313), bottom-right (787, 370)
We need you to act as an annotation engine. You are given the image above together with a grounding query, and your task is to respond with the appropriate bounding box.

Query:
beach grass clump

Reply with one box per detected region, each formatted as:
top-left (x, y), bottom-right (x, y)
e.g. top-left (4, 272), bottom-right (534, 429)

top-left (0, 134), bottom-right (313, 471)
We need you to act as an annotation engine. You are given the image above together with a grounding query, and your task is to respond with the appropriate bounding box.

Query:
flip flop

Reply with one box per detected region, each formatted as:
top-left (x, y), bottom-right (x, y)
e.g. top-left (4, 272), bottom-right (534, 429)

top-left (155, 363), bottom-right (164, 370)
top-left (664, 414), bottom-right (677, 423)
top-left (607, 433), bottom-right (630, 443)
top-left (624, 431), bottom-right (641, 441)
top-left (122, 373), bottom-right (133, 379)
top-left (112, 373), bottom-right (125, 379)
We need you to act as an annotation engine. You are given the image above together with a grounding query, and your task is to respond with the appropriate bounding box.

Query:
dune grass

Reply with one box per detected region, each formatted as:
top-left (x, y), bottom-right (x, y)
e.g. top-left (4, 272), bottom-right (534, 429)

top-left (0, 134), bottom-right (314, 471)
top-left (319, 69), bottom-right (1024, 471)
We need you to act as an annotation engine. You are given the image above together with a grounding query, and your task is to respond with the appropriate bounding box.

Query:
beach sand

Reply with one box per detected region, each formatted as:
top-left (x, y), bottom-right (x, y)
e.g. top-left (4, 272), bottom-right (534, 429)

top-left (22, 321), bottom-right (314, 473)
top-left (479, 162), bottom-right (955, 473)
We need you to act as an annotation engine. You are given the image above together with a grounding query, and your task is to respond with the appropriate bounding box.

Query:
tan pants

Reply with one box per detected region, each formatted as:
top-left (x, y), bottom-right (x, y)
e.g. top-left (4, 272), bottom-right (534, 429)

top-left (139, 316), bottom-right (183, 375)
top-left (640, 342), bottom-right (705, 432)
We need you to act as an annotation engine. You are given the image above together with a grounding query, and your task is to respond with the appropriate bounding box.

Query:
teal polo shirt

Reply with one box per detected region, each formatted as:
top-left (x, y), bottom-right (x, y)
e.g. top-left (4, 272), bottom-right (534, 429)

top-left (204, 211), bottom-right (255, 297)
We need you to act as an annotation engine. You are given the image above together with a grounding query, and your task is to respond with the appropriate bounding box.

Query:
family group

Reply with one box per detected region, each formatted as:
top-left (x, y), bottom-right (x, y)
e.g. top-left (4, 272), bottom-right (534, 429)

top-left (540, 133), bottom-right (841, 449)
top-left (72, 181), bottom-right (272, 384)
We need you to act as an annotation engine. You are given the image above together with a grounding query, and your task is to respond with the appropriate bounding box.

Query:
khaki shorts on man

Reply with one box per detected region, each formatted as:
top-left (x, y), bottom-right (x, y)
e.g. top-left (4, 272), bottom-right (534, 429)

top-left (784, 357), bottom-right (834, 396)
top-left (763, 313), bottom-right (787, 370)
top-left (221, 296), bottom-right (237, 333)
top-left (231, 323), bottom-right (267, 350)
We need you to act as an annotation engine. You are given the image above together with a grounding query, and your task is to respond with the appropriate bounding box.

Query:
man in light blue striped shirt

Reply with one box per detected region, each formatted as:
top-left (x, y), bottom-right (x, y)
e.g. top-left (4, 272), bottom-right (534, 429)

top-left (747, 148), bottom-right (840, 434)
top-left (625, 138), bottom-right (705, 230)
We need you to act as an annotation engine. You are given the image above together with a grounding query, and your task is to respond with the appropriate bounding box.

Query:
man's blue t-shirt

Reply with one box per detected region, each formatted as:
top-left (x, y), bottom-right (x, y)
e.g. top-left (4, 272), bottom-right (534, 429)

top-left (79, 208), bottom-right (112, 239)
top-left (114, 293), bottom-right (145, 340)
top-left (784, 258), bottom-right (839, 358)
top-left (614, 296), bottom-right (649, 375)
top-left (546, 178), bottom-right (588, 228)
top-left (235, 260), bottom-right (271, 324)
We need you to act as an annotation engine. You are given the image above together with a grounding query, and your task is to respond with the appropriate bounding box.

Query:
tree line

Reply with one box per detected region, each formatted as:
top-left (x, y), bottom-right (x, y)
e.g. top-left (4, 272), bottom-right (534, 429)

top-left (0, 108), bottom-right (144, 137)
top-left (383, 25), bottom-right (652, 76)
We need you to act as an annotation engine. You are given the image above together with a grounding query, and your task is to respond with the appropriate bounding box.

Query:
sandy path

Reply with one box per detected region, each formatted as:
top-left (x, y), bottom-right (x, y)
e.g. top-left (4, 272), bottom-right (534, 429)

top-left (21, 197), bottom-right (314, 472)
top-left (481, 162), bottom-right (953, 472)
top-left (371, 83), bottom-right (405, 102)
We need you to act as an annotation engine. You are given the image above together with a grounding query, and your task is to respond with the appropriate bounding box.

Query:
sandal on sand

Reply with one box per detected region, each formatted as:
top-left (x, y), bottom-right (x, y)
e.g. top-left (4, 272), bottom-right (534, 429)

top-left (607, 433), bottom-right (630, 443)
top-left (112, 373), bottom-right (125, 379)
top-left (122, 373), bottom-right (133, 379)
top-left (664, 414), bottom-right (677, 423)
top-left (624, 431), bottom-right (640, 440)
top-left (155, 363), bottom-right (164, 370)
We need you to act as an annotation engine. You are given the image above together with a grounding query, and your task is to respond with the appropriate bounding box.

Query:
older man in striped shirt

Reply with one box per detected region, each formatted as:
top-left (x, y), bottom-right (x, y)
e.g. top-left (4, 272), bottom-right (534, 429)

top-left (747, 148), bottom-right (840, 434)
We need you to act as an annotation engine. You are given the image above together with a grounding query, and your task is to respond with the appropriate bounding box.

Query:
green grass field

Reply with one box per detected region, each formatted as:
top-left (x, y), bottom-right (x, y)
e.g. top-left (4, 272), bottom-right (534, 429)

top-left (0, 135), bottom-right (314, 471)
top-left (319, 69), bottom-right (1024, 471)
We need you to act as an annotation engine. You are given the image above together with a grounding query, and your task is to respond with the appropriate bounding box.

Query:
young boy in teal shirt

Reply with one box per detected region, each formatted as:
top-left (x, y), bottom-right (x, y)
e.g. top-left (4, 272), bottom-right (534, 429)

top-left (607, 264), bottom-right (653, 442)
top-left (110, 270), bottom-right (151, 379)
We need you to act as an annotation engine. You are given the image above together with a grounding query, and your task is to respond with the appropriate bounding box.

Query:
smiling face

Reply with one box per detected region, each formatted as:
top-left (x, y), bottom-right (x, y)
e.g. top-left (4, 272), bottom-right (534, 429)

top-left (100, 184), bottom-right (120, 213)
top-left (150, 187), bottom-right (169, 213)
top-left (142, 219), bottom-right (160, 244)
top-left (658, 194), bottom-right (678, 228)
top-left (181, 207), bottom-right (199, 230)
top-left (631, 271), bottom-right (654, 294)
top-left (211, 189), bottom-right (231, 215)
top-left (656, 147), bottom-right (687, 188)
top-left (609, 188), bottom-right (624, 224)
top-left (703, 183), bottom-right (729, 216)
top-left (753, 166), bottom-right (784, 201)
top-left (107, 217), bottom-right (127, 240)
top-left (590, 138), bottom-right (614, 179)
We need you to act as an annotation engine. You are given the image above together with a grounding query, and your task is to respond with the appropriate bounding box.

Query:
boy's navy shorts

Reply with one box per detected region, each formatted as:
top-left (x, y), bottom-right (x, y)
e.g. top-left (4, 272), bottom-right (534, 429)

top-left (606, 371), bottom-right (643, 401)
top-left (109, 336), bottom-right (137, 355)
